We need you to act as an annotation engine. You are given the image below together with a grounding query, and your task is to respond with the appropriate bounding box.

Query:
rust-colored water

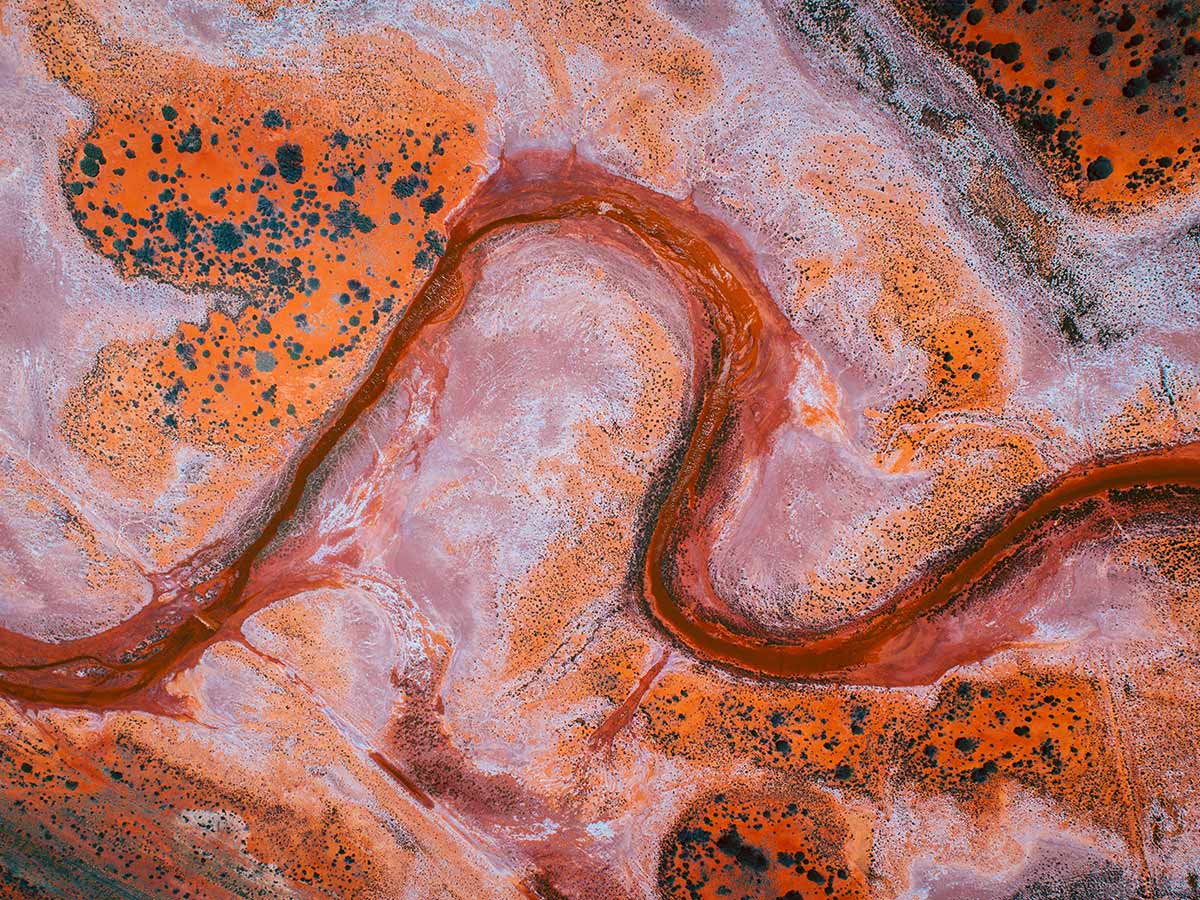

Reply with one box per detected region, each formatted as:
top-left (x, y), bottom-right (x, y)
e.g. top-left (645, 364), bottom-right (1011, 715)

top-left (652, 441), bottom-right (1200, 683)
top-left (0, 152), bottom-right (1196, 706)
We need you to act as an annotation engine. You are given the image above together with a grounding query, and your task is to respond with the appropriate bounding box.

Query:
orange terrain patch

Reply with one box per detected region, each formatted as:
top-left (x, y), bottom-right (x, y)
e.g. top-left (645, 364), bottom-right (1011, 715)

top-left (897, 0), bottom-right (1200, 210)
top-left (28, 0), bottom-right (489, 560)
top-left (658, 790), bottom-right (870, 900)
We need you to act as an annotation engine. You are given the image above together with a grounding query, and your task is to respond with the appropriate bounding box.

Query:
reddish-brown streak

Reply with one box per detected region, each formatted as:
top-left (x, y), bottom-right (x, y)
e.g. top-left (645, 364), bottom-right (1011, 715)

top-left (369, 750), bottom-right (437, 810)
top-left (589, 648), bottom-right (671, 749)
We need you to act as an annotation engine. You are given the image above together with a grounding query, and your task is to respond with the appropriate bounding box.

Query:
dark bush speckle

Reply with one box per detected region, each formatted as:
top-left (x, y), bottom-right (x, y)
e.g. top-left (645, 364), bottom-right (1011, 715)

top-left (391, 173), bottom-right (427, 199)
top-left (275, 143), bottom-right (304, 183)
top-left (1030, 111), bottom-right (1058, 134)
top-left (937, 0), bottom-right (968, 17)
top-left (1146, 55), bottom-right (1178, 84)
top-left (419, 190), bottom-right (445, 215)
top-left (990, 41), bottom-right (1021, 63)
top-left (332, 164), bottom-right (364, 196)
top-left (327, 200), bottom-right (376, 240)
top-left (165, 208), bottom-right (190, 244)
top-left (1087, 156), bottom-right (1114, 180)
top-left (175, 124), bottom-right (201, 153)
top-left (970, 760), bottom-right (999, 783)
top-left (714, 828), bottom-right (769, 873)
top-left (1089, 31), bottom-right (1113, 55)
top-left (211, 221), bottom-right (243, 252)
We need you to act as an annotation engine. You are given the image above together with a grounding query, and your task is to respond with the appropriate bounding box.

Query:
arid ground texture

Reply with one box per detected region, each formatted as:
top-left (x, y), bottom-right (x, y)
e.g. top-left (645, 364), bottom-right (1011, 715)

top-left (3, 0), bottom-right (1200, 897)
